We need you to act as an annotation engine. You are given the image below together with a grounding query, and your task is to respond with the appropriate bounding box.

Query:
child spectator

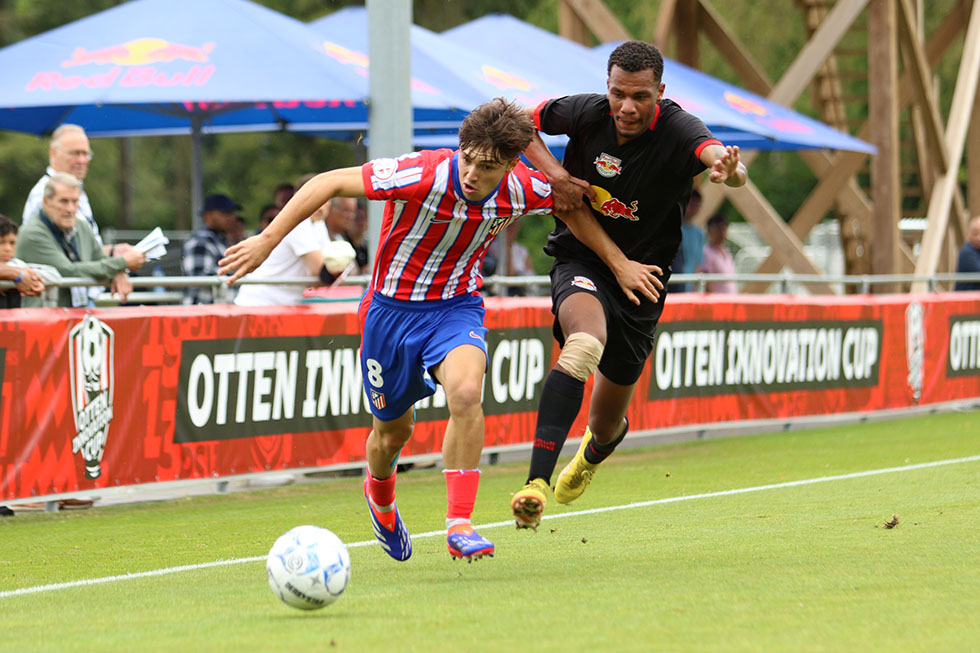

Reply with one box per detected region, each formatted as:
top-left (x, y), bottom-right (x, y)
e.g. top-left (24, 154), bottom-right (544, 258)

top-left (0, 214), bottom-right (45, 308)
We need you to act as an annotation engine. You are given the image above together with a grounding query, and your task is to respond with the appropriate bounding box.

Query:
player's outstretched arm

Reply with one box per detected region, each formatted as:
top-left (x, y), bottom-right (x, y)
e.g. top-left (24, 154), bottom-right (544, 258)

top-left (559, 205), bottom-right (663, 306)
top-left (218, 167), bottom-right (366, 284)
top-left (702, 144), bottom-right (747, 187)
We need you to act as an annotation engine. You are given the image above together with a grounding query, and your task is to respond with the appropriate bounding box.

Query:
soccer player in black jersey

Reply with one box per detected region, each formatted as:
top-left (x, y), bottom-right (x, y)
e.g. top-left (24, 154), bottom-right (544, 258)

top-left (511, 40), bottom-right (747, 530)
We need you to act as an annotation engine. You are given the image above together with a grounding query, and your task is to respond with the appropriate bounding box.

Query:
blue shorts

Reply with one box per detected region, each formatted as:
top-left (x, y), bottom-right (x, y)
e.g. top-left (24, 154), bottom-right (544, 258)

top-left (358, 291), bottom-right (488, 421)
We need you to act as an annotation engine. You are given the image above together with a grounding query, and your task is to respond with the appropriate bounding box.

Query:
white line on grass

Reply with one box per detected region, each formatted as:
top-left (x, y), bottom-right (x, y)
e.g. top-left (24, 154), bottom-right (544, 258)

top-left (3, 454), bottom-right (978, 599)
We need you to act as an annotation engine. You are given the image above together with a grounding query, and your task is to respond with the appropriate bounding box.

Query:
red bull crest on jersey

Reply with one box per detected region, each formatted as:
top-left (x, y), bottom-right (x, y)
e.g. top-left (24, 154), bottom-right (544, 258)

top-left (589, 185), bottom-right (639, 222)
top-left (571, 276), bottom-right (597, 291)
top-left (593, 152), bottom-right (623, 178)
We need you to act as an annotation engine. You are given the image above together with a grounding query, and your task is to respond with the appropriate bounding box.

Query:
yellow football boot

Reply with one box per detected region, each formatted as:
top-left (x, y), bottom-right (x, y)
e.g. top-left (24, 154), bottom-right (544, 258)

top-left (510, 478), bottom-right (550, 531)
top-left (554, 429), bottom-right (600, 505)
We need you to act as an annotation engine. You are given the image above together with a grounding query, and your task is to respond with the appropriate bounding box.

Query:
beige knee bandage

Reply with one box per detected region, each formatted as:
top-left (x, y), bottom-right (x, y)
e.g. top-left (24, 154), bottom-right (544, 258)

top-left (557, 332), bottom-right (604, 381)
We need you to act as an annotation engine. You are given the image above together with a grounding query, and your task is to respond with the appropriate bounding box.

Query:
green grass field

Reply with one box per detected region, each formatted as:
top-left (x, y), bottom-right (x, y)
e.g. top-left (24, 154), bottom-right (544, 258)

top-left (2, 411), bottom-right (979, 652)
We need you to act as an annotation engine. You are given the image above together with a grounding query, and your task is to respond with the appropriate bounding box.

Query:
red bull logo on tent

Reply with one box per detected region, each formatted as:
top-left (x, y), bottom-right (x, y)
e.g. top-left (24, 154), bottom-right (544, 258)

top-left (322, 41), bottom-right (369, 68)
top-left (724, 91), bottom-right (767, 116)
top-left (26, 38), bottom-right (216, 92)
top-left (61, 38), bottom-right (214, 67)
top-left (481, 64), bottom-right (533, 92)
top-left (322, 41), bottom-right (441, 95)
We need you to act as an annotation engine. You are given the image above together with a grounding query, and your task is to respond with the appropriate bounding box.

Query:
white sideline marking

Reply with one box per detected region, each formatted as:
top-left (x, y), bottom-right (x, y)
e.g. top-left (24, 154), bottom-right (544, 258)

top-left (3, 454), bottom-right (978, 599)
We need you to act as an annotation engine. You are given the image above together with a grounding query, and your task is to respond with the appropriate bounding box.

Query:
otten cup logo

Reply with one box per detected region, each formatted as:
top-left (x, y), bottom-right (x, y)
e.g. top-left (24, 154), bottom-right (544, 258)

top-left (68, 316), bottom-right (115, 479)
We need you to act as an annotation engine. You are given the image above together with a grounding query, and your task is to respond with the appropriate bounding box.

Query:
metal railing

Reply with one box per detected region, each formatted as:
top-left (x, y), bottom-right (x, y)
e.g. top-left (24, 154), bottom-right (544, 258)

top-left (2, 272), bottom-right (980, 307)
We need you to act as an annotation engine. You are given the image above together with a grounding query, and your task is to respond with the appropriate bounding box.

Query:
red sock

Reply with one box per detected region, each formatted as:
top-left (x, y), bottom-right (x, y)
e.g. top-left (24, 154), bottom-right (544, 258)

top-left (444, 469), bottom-right (480, 530)
top-left (367, 471), bottom-right (397, 507)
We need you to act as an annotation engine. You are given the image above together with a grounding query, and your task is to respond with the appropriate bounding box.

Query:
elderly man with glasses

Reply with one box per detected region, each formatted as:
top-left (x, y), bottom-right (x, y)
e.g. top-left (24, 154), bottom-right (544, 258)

top-left (23, 124), bottom-right (134, 259)
top-left (22, 123), bottom-right (137, 304)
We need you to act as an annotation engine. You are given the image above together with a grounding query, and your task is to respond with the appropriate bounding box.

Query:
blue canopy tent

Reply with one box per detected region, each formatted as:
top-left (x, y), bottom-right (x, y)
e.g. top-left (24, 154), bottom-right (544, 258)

top-left (442, 14), bottom-right (875, 154)
top-left (306, 6), bottom-right (576, 155)
top-left (309, 6), bottom-right (491, 139)
top-left (0, 0), bottom-right (474, 218)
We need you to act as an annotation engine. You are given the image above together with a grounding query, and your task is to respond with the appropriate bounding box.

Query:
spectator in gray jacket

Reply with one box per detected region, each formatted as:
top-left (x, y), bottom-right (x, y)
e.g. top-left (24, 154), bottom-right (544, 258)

top-left (16, 173), bottom-right (144, 307)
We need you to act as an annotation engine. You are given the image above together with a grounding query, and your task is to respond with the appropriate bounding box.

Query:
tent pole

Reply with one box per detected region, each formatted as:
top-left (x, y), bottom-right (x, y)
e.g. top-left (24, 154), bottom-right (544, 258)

top-left (366, 0), bottom-right (412, 269)
top-left (191, 114), bottom-right (204, 231)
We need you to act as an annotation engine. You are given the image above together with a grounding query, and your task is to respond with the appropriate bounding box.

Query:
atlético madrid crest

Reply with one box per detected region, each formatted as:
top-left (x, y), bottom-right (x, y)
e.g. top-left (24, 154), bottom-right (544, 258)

top-left (68, 315), bottom-right (115, 479)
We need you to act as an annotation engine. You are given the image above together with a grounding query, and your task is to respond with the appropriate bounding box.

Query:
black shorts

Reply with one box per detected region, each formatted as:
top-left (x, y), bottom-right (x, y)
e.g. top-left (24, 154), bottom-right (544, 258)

top-left (550, 258), bottom-right (669, 386)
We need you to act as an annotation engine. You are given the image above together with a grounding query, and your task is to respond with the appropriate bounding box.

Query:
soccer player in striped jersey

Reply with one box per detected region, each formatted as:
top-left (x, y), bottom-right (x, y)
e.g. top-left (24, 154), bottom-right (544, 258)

top-left (220, 98), bottom-right (662, 562)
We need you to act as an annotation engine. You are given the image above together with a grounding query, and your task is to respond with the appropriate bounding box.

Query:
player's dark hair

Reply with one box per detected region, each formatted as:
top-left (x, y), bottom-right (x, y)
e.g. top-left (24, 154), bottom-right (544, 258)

top-left (458, 97), bottom-right (535, 163)
top-left (607, 41), bottom-right (664, 81)
top-left (0, 213), bottom-right (16, 238)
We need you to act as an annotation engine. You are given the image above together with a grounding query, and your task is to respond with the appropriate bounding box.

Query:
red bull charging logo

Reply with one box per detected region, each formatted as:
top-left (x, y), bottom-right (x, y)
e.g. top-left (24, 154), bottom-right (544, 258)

top-left (322, 40), bottom-right (441, 95)
top-left (26, 38), bottom-right (216, 92)
top-left (481, 64), bottom-right (533, 92)
top-left (590, 185), bottom-right (639, 222)
top-left (724, 91), bottom-right (767, 116)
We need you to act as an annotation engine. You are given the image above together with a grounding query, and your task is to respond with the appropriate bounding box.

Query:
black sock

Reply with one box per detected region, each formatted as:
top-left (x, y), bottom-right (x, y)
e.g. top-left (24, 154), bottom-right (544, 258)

top-left (583, 417), bottom-right (629, 465)
top-left (527, 370), bottom-right (585, 485)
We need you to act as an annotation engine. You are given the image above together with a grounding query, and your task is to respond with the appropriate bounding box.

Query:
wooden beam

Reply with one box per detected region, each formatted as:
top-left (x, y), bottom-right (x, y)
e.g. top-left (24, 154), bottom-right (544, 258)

top-left (696, 0), bottom-right (869, 230)
top-left (558, 0), bottom-right (591, 45)
top-left (696, 0), bottom-right (773, 95)
top-left (653, 0), bottom-right (677, 55)
top-left (910, 105), bottom-right (935, 202)
top-left (654, 0), bottom-right (679, 51)
top-left (695, 0), bottom-right (969, 265)
top-left (770, 0), bottom-right (870, 105)
top-left (742, 150), bottom-right (869, 293)
top-left (868, 0), bottom-right (902, 288)
top-left (562, 0), bottom-right (632, 43)
top-left (970, 77), bottom-right (980, 217)
top-left (952, 187), bottom-right (971, 239)
top-left (912, 0), bottom-right (980, 290)
top-left (675, 0), bottom-right (700, 66)
top-left (926, 0), bottom-right (975, 64)
top-left (723, 182), bottom-right (838, 295)
top-left (896, 0), bottom-right (949, 169)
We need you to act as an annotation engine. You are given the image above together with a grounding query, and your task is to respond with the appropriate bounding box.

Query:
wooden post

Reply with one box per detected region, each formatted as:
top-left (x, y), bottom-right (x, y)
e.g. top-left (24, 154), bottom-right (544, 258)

top-left (117, 138), bottom-right (132, 230)
top-left (868, 0), bottom-right (901, 291)
top-left (913, 0), bottom-right (980, 290)
top-left (675, 0), bottom-right (700, 66)
top-left (654, 0), bottom-right (679, 51)
top-left (558, 0), bottom-right (591, 45)
top-left (969, 80), bottom-right (980, 218)
top-left (173, 135), bottom-right (191, 232)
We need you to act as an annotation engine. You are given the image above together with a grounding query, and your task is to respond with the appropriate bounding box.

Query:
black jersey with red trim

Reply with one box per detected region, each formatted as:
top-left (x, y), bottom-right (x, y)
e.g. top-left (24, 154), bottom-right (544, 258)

top-left (534, 94), bottom-right (720, 270)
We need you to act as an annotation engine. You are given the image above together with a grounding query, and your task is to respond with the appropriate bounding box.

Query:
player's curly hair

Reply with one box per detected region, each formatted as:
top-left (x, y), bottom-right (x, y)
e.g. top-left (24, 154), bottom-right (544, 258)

top-left (458, 97), bottom-right (535, 163)
top-left (607, 40), bottom-right (664, 81)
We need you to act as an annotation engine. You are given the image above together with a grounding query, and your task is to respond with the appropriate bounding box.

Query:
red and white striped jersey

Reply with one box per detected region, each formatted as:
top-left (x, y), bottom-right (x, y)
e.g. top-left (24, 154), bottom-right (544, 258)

top-left (361, 149), bottom-right (554, 301)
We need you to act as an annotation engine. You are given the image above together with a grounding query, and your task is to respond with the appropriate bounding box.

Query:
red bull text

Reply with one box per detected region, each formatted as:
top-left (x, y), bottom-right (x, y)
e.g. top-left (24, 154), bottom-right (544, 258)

top-left (26, 38), bottom-right (216, 92)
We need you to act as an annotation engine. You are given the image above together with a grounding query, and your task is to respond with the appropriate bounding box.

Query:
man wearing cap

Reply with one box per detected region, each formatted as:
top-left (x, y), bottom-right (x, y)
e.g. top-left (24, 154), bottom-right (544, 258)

top-left (182, 193), bottom-right (241, 304)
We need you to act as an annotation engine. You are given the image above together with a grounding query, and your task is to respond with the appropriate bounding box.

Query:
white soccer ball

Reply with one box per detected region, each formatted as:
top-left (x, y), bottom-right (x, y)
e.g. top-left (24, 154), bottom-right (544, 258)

top-left (322, 240), bottom-right (357, 275)
top-left (266, 525), bottom-right (351, 610)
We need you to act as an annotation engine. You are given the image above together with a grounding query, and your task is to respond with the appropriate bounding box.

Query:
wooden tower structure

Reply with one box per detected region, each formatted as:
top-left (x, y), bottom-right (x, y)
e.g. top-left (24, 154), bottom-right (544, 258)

top-left (556, 0), bottom-right (980, 293)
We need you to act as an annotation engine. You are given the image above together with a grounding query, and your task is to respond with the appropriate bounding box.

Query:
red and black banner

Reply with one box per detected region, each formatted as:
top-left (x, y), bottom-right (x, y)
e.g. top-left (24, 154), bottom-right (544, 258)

top-left (1, 293), bottom-right (978, 501)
